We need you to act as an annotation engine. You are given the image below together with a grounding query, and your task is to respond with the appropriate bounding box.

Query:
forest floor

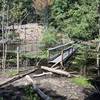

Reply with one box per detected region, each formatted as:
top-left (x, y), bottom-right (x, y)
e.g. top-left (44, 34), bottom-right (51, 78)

top-left (0, 68), bottom-right (92, 100)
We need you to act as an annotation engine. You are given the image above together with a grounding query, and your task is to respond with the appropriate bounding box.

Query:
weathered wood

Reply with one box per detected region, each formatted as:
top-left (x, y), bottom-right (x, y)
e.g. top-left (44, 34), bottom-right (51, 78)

top-left (48, 42), bottom-right (77, 69)
top-left (61, 50), bottom-right (64, 68)
top-left (0, 68), bottom-right (38, 87)
top-left (51, 62), bottom-right (59, 68)
top-left (63, 46), bottom-right (73, 52)
top-left (4, 44), bottom-right (7, 71)
top-left (17, 47), bottom-right (20, 73)
top-left (2, 44), bottom-right (7, 72)
top-left (49, 48), bottom-right (76, 64)
top-left (25, 75), bottom-right (52, 100)
top-left (41, 66), bottom-right (71, 77)
top-left (48, 41), bottom-right (74, 51)
top-left (47, 50), bottom-right (50, 60)
top-left (97, 43), bottom-right (100, 76)
top-left (54, 66), bottom-right (60, 69)
top-left (32, 72), bottom-right (52, 77)
top-left (2, 43), bottom-right (5, 71)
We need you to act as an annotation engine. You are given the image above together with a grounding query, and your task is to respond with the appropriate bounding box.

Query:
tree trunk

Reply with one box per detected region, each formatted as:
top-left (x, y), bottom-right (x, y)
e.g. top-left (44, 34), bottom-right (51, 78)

top-left (41, 66), bottom-right (71, 77)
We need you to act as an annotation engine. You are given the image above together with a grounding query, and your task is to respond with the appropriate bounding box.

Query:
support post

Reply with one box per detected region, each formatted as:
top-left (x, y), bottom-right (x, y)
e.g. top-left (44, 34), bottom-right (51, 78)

top-left (97, 2), bottom-right (100, 76)
top-left (47, 50), bottom-right (50, 60)
top-left (17, 47), bottom-right (20, 73)
top-left (61, 50), bottom-right (64, 69)
top-left (3, 44), bottom-right (7, 73)
top-left (2, 43), bottom-right (5, 72)
top-left (97, 43), bottom-right (100, 76)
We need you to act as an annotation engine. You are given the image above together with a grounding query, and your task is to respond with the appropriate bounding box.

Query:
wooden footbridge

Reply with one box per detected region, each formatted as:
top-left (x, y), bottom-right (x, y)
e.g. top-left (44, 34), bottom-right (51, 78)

top-left (48, 41), bottom-right (78, 68)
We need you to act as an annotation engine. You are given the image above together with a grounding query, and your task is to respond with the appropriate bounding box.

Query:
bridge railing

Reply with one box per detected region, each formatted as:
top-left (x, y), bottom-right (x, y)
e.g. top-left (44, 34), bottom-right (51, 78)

top-left (47, 41), bottom-right (74, 61)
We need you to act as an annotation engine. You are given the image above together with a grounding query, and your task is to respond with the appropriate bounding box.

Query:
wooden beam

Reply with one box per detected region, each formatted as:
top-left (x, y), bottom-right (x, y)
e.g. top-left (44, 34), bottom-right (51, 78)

top-left (25, 75), bottom-right (52, 100)
top-left (51, 62), bottom-right (59, 68)
top-left (61, 50), bottom-right (64, 68)
top-left (0, 68), bottom-right (38, 87)
top-left (47, 50), bottom-right (50, 60)
top-left (32, 72), bottom-right (52, 78)
top-left (97, 43), bottom-right (100, 76)
top-left (41, 66), bottom-right (71, 77)
top-left (17, 47), bottom-right (20, 73)
top-left (48, 41), bottom-right (74, 51)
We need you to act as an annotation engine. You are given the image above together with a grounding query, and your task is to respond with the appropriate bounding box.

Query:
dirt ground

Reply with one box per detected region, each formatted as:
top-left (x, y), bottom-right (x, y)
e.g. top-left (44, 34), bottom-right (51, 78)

top-left (0, 66), bottom-right (92, 100)
top-left (0, 69), bottom-right (90, 100)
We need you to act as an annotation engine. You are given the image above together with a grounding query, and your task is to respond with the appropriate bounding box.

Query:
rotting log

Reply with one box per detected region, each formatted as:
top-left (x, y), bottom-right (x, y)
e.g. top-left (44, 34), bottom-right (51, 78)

top-left (32, 72), bottom-right (52, 78)
top-left (25, 75), bottom-right (52, 100)
top-left (0, 68), bottom-right (38, 87)
top-left (41, 66), bottom-right (71, 77)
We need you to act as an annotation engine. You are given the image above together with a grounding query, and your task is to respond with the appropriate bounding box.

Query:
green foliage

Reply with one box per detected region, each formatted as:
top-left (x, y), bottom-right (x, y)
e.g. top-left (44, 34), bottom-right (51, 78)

top-left (10, 1), bottom-right (26, 22)
top-left (8, 31), bottom-right (18, 39)
top-left (71, 43), bottom-right (97, 74)
top-left (72, 44), bottom-right (88, 68)
top-left (50, 0), bottom-right (99, 40)
top-left (21, 50), bottom-right (48, 59)
top-left (1, 69), bottom-right (18, 77)
top-left (0, 0), bottom-right (34, 24)
top-left (40, 27), bottom-right (58, 48)
top-left (71, 76), bottom-right (91, 87)
top-left (0, 85), bottom-right (40, 100)
top-left (24, 85), bottom-right (40, 100)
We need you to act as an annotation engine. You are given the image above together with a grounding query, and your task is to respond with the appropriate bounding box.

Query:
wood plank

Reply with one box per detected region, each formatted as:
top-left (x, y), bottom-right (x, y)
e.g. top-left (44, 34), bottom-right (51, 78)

top-left (41, 66), bottom-right (71, 77)
top-left (32, 72), bottom-right (53, 77)
top-left (48, 41), bottom-right (74, 51)
top-left (0, 68), bottom-right (38, 87)
top-left (17, 47), bottom-right (20, 73)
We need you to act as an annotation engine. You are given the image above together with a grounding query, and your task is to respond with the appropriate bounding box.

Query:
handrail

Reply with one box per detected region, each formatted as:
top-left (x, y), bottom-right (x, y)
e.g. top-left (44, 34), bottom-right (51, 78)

top-left (48, 41), bottom-right (74, 51)
top-left (63, 46), bottom-right (73, 52)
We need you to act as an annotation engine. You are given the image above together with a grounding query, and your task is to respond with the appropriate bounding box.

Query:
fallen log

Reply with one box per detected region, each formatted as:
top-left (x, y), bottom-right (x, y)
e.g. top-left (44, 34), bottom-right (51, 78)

top-left (32, 72), bottom-right (52, 78)
top-left (41, 66), bottom-right (71, 77)
top-left (0, 68), bottom-right (38, 87)
top-left (25, 75), bottom-right (52, 100)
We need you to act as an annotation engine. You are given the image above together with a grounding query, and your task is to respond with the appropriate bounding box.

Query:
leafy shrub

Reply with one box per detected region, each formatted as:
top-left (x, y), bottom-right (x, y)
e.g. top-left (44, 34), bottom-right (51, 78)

top-left (24, 85), bottom-right (40, 100)
top-left (40, 27), bottom-right (58, 49)
top-left (72, 76), bottom-right (91, 87)
top-left (50, 0), bottom-right (99, 40)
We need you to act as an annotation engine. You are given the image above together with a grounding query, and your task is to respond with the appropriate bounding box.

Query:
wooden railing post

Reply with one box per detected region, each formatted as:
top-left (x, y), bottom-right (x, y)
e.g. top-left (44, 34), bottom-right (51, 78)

top-left (61, 50), bottom-right (64, 68)
top-left (97, 43), bottom-right (100, 76)
top-left (17, 47), bottom-right (20, 74)
top-left (61, 50), bottom-right (64, 62)
top-left (47, 50), bottom-right (50, 60)
top-left (48, 42), bottom-right (74, 68)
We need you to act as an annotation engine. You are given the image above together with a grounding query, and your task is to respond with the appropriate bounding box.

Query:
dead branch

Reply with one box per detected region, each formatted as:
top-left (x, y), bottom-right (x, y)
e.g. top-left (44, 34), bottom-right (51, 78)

top-left (0, 68), bottom-right (38, 87)
top-left (41, 66), bottom-right (71, 77)
top-left (25, 75), bottom-right (52, 100)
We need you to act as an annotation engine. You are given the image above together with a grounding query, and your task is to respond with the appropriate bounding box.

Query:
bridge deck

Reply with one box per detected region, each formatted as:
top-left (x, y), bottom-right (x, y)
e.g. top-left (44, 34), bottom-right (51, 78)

top-left (49, 48), bottom-right (76, 63)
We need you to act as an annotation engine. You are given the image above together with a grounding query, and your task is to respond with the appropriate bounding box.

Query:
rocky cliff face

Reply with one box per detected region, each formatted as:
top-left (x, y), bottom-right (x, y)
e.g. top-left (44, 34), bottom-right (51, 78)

top-left (15, 23), bottom-right (44, 52)
top-left (16, 23), bottom-right (43, 41)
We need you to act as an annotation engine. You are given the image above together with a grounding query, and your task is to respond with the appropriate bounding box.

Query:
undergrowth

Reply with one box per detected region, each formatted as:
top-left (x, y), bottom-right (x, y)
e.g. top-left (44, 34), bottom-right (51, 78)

top-left (71, 76), bottom-right (91, 88)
